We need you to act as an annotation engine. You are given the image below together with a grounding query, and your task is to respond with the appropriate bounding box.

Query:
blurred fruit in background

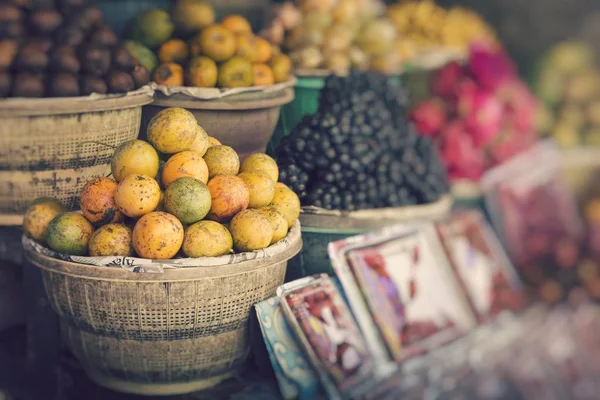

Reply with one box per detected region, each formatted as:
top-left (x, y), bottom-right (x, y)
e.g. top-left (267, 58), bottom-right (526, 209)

top-left (409, 43), bottom-right (540, 183)
top-left (533, 41), bottom-right (600, 148)
top-left (260, 0), bottom-right (498, 75)
top-left (124, 3), bottom-right (291, 88)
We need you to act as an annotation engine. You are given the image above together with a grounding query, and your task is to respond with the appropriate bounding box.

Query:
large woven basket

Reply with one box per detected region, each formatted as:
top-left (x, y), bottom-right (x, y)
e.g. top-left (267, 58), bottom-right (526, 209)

top-left (24, 222), bottom-right (302, 395)
top-left (0, 92), bottom-right (153, 225)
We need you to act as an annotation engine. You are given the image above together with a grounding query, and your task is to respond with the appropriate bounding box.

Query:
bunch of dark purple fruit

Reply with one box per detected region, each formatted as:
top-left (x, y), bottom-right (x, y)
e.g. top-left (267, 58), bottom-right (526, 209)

top-left (276, 71), bottom-right (449, 211)
top-left (0, 0), bottom-right (150, 98)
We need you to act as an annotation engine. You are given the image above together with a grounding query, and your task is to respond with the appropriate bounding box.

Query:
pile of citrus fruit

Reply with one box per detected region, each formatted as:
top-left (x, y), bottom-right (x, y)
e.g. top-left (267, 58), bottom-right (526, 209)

top-left (23, 107), bottom-right (300, 259)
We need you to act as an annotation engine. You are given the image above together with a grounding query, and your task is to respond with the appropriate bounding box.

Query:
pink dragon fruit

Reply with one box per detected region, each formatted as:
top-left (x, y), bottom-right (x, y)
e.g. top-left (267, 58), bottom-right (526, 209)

top-left (457, 87), bottom-right (504, 148)
top-left (467, 43), bottom-right (517, 92)
top-left (432, 61), bottom-right (465, 98)
top-left (409, 99), bottom-right (447, 137)
top-left (439, 119), bottom-right (486, 180)
top-left (497, 79), bottom-right (538, 135)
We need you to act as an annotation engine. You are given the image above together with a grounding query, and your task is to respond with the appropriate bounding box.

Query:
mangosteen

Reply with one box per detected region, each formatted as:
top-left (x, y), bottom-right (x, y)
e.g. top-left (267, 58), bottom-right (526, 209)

top-left (0, 3), bottom-right (22, 23)
top-left (29, 9), bottom-right (63, 35)
top-left (79, 46), bottom-right (110, 76)
top-left (47, 73), bottom-right (79, 97)
top-left (89, 25), bottom-right (118, 47)
top-left (50, 45), bottom-right (80, 74)
top-left (0, 39), bottom-right (18, 69)
top-left (54, 24), bottom-right (85, 46)
top-left (11, 72), bottom-right (44, 97)
top-left (0, 20), bottom-right (23, 39)
top-left (106, 71), bottom-right (134, 94)
top-left (131, 64), bottom-right (150, 88)
top-left (14, 43), bottom-right (49, 72)
top-left (80, 75), bottom-right (107, 95)
top-left (112, 47), bottom-right (135, 71)
top-left (0, 71), bottom-right (11, 97)
top-left (9, 0), bottom-right (32, 9)
top-left (24, 37), bottom-right (53, 52)
top-left (71, 5), bottom-right (103, 32)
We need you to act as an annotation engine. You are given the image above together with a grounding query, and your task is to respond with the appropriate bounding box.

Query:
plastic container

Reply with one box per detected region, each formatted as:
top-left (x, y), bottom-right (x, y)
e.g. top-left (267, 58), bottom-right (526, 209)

top-left (24, 222), bottom-right (302, 396)
top-left (286, 196), bottom-right (453, 280)
top-left (0, 91), bottom-right (153, 225)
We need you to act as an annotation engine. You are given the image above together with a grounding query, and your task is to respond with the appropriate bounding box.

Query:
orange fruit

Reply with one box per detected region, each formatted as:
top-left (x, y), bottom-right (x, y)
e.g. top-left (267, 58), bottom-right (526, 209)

top-left (114, 174), bottom-right (161, 218)
top-left (162, 151), bottom-right (209, 187)
top-left (158, 39), bottom-right (189, 64)
top-left (235, 34), bottom-right (259, 62)
top-left (252, 64), bottom-right (275, 86)
top-left (221, 15), bottom-right (252, 36)
top-left (255, 37), bottom-right (273, 63)
top-left (153, 63), bottom-right (184, 86)
top-left (270, 54), bottom-right (292, 83)
top-left (80, 177), bottom-right (123, 225)
top-left (133, 211), bottom-right (184, 259)
top-left (207, 175), bottom-right (249, 222)
top-left (200, 24), bottom-right (236, 62)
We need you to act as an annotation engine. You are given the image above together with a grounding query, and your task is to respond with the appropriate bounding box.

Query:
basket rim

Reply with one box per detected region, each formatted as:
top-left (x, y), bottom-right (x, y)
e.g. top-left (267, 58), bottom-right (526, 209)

top-left (0, 90), bottom-right (154, 117)
top-left (24, 221), bottom-right (302, 282)
top-left (151, 87), bottom-right (295, 111)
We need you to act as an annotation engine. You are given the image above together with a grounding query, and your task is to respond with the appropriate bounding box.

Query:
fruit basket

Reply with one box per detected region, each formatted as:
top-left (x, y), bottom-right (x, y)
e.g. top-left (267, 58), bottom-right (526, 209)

top-left (0, 89), bottom-right (153, 225)
top-left (288, 195), bottom-right (453, 279)
top-left (22, 221), bottom-right (302, 395)
top-left (140, 83), bottom-right (294, 161)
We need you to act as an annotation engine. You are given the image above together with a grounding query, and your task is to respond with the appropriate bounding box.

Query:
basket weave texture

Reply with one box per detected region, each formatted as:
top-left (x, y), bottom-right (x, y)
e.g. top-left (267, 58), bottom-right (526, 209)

top-left (0, 94), bottom-right (151, 219)
top-left (25, 222), bottom-right (302, 392)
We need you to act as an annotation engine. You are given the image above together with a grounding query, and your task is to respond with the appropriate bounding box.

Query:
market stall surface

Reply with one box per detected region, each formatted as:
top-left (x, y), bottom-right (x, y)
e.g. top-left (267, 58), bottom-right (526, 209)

top-left (0, 326), bottom-right (280, 400)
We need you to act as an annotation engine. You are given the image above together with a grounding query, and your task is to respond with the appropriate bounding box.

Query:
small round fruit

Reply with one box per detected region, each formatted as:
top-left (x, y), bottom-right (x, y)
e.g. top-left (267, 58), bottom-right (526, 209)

top-left (88, 223), bottom-right (134, 257)
top-left (114, 174), bottom-right (161, 218)
top-left (218, 56), bottom-right (253, 88)
top-left (188, 125), bottom-right (209, 156)
top-left (270, 54), bottom-right (292, 83)
top-left (80, 177), bottom-right (122, 225)
top-left (186, 56), bottom-right (217, 88)
top-left (45, 212), bottom-right (94, 255)
top-left (158, 39), bottom-right (189, 64)
top-left (258, 206), bottom-right (288, 245)
top-left (133, 211), bottom-right (184, 259)
top-left (240, 153), bottom-right (278, 181)
top-left (221, 14), bottom-right (252, 36)
top-left (183, 220), bottom-right (232, 257)
top-left (207, 175), bottom-right (249, 222)
top-left (111, 140), bottom-right (160, 182)
top-left (208, 136), bottom-right (221, 147)
top-left (153, 62), bottom-right (184, 86)
top-left (203, 145), bottom-right (240, 178)
top-left (147, 107), bottom-right (198, 154)
top-left (229, 209), bottom-right (273, 252)
top-left (200, 24), bottom-right (236, 62)
top-left (252, 64), bottom-right (275, 86)
top-left (23, 197), bottom-right (67, 244)
top-left (164, 177), bottom-right (211, 224)
top-left (255, 37), bottom-right (273, 64)
top-left (270, 183), bottom-right (300, 227)
top-left (162, 151), bottom-right (209, 186)
top-left (238, 172), bottom-right (275, 208)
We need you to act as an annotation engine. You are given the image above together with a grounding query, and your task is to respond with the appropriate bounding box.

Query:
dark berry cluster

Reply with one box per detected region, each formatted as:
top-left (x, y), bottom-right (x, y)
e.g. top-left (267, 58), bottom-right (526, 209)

top-left (277, 71), bottom-right (449, 211)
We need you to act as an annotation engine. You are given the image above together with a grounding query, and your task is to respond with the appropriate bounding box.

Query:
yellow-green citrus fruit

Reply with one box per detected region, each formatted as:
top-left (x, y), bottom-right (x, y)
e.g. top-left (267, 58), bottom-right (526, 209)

top-left (164, 177), bottom-right (211, 224)
top-left (240, 152), bottom-right (279, 181)
top-left (203, 145), bottom-right (240, 178)
top-left (89, 223), bottom-right (134, 257)
top-left (270, 183), bottom-right (301, 227)
top-left (114, 174), bottom-right (161, 218)
top-left (147, 107), bottom-right (198, 154)
top-left (238, 171), bottom-right (275, 208)
top-left (229, 209), bottom-right (273, 252)
top-left (162, 150), bottom-right (209, 187)
top-left (188, 125), bottom-right (210, 156)
top-left (80, 177), bottom-right (122, 225)
top-left (23, 197), bottom-right (67, 244)
top-left (258, 206), bottom-right (288, 245)
top-left (132, 211), bottom-right (184, 259)
top-left (111, 140), bottom-right (160, 182)
top-left (207, 136), bottom-right (221, 148)
top-left (183, 220), bottom-right (233, 257)
top-left (45, 212), bottom-right (94, 255)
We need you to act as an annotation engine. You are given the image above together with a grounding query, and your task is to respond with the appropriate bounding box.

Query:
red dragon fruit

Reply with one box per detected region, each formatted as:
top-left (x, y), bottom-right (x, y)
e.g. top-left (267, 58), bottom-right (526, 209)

top-left (432, 61), bottom-right (465, 98)
top-left (439, 119), bottom-right (486, 180)
top-left (409, 99), bottom-right (447, 137)
top-left (467, 42), bottom-right (517, 92)
top-left (460, 89), bottom-right (504, 148)
top-left (497, 79), bottom-right (538, 135)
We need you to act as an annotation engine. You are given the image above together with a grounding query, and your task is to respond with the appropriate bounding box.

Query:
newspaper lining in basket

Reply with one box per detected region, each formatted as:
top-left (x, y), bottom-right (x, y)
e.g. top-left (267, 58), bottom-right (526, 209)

top-left (22, 221), bottom-right (301, 274)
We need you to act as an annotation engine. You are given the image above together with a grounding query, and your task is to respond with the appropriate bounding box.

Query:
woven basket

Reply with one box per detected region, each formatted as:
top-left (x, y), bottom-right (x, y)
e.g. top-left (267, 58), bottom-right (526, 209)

top-left (0, 92), bottom-right (153, 225)
top-left (24, 222), bottom-right (302, 396)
